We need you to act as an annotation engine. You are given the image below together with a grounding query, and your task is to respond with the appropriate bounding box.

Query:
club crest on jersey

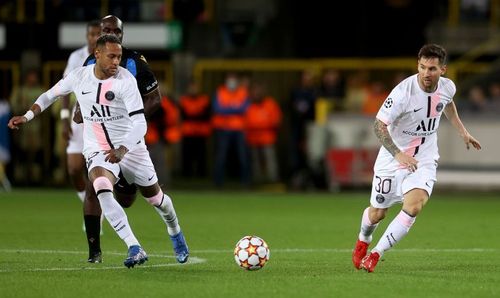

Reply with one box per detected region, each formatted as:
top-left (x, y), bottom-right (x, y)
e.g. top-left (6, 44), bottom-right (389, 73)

top-left (384, 97), bottom-right (393, 108)
top-left (105, 91), bottom-right (115, 101)
top-left (376, 194), bottom-right (385, 203)
top-left (436, 102), bottom-right (444, 112)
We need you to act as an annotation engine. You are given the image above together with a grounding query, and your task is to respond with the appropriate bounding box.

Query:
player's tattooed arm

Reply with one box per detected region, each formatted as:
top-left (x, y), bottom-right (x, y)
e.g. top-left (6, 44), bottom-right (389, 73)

top-left (373, 119), bottom-right (400, 157)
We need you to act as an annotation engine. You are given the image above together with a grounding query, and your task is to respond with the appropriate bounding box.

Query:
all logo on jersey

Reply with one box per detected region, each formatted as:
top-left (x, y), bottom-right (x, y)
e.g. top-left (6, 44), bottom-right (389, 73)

top-left (90, 105), bottom-right (112, 117)
top-left (384, 97), bottom-right (393, 108)
top-left (105, 91), bottom-right (115, 101)
top-left (85, 105), bottom-right (124, 122)
top-left (416, 118), bottom-right (437, 131)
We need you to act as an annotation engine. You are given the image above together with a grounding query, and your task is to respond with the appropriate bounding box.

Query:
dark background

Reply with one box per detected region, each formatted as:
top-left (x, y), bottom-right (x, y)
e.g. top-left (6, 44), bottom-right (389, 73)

top-left (0, 0), bottom-right (450, 60)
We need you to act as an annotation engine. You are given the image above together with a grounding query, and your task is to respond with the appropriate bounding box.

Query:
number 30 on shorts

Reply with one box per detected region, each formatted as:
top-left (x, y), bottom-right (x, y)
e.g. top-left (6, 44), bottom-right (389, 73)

top-left (374, 175), bottom-right (392, 194)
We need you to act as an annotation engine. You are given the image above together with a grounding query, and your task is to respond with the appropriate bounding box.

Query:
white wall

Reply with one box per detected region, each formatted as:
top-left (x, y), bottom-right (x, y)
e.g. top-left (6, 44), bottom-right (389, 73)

top-left (58, 22), bottom-right (170, 49)
top-left (0, 25), bottom-right (5, 50)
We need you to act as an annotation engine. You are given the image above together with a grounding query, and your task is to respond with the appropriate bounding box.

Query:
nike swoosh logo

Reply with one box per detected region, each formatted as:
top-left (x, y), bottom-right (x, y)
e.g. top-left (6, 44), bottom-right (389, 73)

top-left (413, 107), bottom-right (423, 112)
top-left (82, 91), bottom-right (92, 95)
top-left (113, 221), bottom-right (122, 229)
top-left (148, 175), bottom-right (155, 181)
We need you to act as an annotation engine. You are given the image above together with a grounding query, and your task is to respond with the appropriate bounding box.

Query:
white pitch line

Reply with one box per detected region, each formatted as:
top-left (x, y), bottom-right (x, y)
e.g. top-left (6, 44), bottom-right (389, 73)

top-left (0, 249), bottom-right (181, 258)
top-left (0, 249), bottom-right (205, 273)
top-left (1, 247), bottom-right (496, 273)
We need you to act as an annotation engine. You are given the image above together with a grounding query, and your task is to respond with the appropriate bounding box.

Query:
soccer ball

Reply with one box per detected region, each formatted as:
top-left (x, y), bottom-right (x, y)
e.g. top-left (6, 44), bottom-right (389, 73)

top-left (234, 235), bottom-right (270, 270)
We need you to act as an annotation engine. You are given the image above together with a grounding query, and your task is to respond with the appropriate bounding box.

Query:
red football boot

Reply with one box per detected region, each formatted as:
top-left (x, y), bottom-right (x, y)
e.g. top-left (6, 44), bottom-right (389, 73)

top-left (360, 251), bottom-right (380, 273)
top-left (352, 240), bottom-right (369, 269)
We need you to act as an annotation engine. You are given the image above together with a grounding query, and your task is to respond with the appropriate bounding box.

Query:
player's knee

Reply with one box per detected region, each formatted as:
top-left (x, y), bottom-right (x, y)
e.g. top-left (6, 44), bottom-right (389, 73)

top-left (403, 205), bottom-right (422, 217)
top-left (145, 190), bottom-right (163, 206)
top-left (93, 176), bottom-right (113, 192)
top-left (403, 196), bottom-right (427, 216)
top-left (369, 207), bottom-right (387, 223)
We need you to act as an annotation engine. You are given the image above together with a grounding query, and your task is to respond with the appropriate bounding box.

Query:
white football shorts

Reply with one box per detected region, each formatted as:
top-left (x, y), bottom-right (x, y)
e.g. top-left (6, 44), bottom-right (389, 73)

top-left (85, 145), bottom-right (158, 187)
top-left (369, 161), bottom-right (437, 209)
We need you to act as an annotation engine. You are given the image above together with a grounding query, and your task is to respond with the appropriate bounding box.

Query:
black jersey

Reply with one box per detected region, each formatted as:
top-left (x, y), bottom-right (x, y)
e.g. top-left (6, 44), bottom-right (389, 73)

top-left (83, 46), bottom-right (158, 96)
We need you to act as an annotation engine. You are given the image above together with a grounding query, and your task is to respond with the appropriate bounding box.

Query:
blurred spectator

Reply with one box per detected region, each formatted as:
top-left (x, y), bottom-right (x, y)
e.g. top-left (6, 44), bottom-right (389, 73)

top-left (362, 80), bottom-right (389, 116)
top-left (461, 85), bottom-right (488, 113)
top-left (245, 81), bottom-right (282, 184)
top-left (179, 80), bottom-right (212, 178)
top-left (8, 69), bottom-right (46, 185)
top-left (344, 71), bottom-right (370, 113)
top-left (487, 82), bottom-right (500, 112)
top-left (315, 68), bottom-right (346, 124)
top-left (212, 72), bottom-right (250, 187)
top-left (0, 98), bottom-right (11, 191)
top-left (317, 68), bottom-right (346, 112)
top-left (145, 83), bottom-right (181, 187)
top-left (289, 70), bottom-right (318, 190)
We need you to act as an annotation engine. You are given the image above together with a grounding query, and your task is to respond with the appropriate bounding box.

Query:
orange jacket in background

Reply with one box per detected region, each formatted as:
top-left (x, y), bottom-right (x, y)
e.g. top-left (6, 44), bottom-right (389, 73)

top-left (245, 96), bottom-right (282, 146)
top-left (179, 94), bottom-right (212, 137)
top-left (145, 96), bottom-right (181, 145)
top-left (362, 84), bottom-right (389, 116)
top-left (212, 85), bottom-right (249, 131)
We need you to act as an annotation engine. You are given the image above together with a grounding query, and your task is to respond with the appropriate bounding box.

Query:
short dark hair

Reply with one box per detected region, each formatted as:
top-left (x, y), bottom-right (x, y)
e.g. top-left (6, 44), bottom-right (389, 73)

top-left (418, 44), bottom-right (447, 65)
top-left (96, 34), bottom-right (121, 48)
top-left (87, 19), bottom-right (101, 30)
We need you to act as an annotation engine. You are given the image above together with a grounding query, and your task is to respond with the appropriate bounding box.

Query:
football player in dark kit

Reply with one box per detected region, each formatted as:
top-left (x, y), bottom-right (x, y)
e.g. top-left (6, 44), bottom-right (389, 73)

top-left (75, 15), bottom-right (189, 265)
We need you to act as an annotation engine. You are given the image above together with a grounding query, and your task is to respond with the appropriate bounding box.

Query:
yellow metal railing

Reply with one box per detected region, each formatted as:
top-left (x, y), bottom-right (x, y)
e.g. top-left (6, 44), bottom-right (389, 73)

top-left (193, 58), bottom-right (418, 86)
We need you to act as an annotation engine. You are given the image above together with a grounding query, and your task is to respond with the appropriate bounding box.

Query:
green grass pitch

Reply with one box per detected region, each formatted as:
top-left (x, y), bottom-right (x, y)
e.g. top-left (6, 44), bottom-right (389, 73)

top-left (1, 189), bottom-right (499, 297)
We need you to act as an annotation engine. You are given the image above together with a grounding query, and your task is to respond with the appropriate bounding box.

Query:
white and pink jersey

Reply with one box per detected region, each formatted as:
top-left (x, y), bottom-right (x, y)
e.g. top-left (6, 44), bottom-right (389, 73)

top-left (46, 65), bottom-right (145, 156)
top-left (374, 74), bottom-right (455, 173)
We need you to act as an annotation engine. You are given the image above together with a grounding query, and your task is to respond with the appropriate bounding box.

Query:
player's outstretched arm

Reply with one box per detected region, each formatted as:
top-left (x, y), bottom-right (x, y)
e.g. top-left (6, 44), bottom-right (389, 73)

top-left (444, 101), bottom-right (482, 150)
top-left (8, 104), bottom-right (42, 130)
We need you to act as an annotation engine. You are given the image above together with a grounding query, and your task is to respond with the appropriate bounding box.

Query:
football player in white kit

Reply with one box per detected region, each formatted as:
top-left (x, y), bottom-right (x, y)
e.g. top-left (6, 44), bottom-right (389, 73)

top-left (8, 35), bottom-right (189, 268)
top-left (60, 20), bottom-right (100, 208)
top-left (351, 44), bottom-right (482, 272)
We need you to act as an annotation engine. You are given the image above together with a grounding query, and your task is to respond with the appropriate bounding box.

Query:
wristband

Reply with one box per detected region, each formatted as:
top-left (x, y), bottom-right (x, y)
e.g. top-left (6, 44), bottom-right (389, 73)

top-left (60, 109), bottom-right (70, 120)
top-left (23, 110), bottom-right (34, 122)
